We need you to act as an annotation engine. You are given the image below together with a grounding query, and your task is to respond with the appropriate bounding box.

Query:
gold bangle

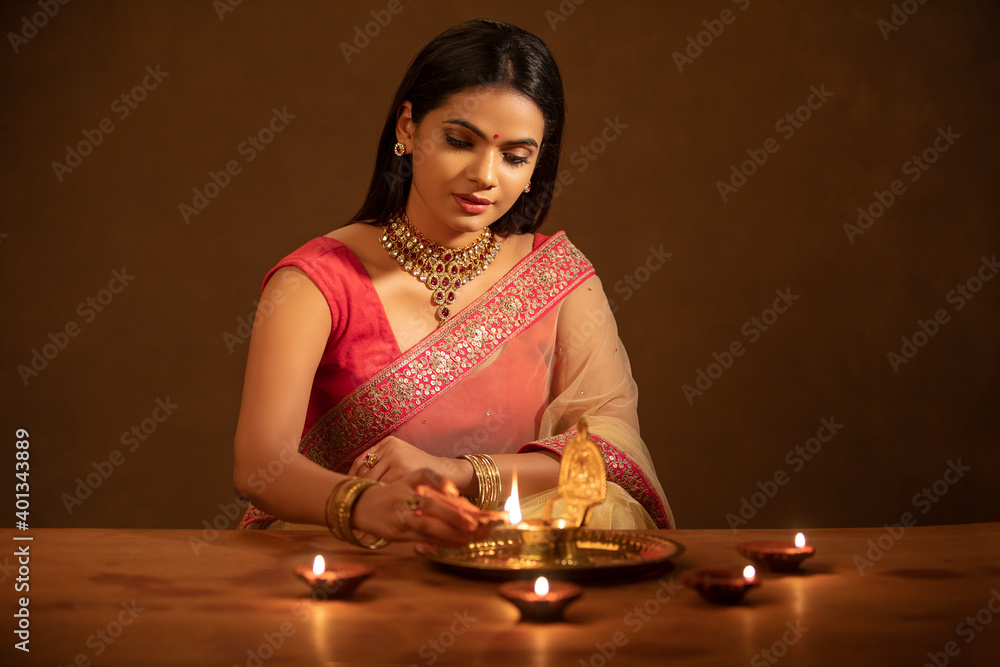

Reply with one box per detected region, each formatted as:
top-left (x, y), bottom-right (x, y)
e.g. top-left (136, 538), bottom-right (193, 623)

top-left (458, 454), bottom-right (501, 511)
top-left (324, 477), bottom-right (390, 550)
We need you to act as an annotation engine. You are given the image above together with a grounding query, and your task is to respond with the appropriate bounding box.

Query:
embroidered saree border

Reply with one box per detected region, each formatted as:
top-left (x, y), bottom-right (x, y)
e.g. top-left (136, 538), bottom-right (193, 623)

top-left (519, 430), bottom-right (672, 529)
top-left (302, 231), bottom-right (594, 472)
top-left (238, 232), bottom-right (594, 529)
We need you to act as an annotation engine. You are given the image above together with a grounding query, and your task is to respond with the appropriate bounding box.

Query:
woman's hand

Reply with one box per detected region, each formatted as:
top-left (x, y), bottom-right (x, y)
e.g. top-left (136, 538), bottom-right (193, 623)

top-left (348, 436), bottom-right (475, 496)
top-left (350, 468), bottom-right (491, 547)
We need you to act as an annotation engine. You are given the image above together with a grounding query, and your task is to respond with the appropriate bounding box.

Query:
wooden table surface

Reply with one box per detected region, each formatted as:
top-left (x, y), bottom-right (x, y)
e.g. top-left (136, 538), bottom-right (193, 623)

top-left (3, 523), bottom-right (999, 666)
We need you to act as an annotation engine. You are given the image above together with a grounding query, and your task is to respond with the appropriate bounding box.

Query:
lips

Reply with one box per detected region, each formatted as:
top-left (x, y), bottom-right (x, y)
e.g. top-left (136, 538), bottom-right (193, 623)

top-left (455, 193), bottom-right (493, 205)
top-left (453, 193), bottom-right (492, 214)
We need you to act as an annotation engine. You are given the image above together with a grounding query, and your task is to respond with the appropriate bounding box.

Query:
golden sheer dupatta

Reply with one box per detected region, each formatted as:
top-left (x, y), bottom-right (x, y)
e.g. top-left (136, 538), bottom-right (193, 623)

top-left (237, 232), bottom-right (673, 530)
top-left (517, 268), bottom-right (674, 530)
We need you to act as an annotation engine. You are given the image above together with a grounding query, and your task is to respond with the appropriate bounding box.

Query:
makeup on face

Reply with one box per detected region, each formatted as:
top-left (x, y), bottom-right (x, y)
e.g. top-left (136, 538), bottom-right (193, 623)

top-left (403, 87), bottom-right (545, 244)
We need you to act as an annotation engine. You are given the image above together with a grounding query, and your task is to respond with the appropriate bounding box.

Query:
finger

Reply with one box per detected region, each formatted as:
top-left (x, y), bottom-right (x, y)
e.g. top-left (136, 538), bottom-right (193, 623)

top-left (347, 454), bottom-right (364, 477)
top-left (398, 511), bottom-right (479, 548)
top-left (350, 449), bottom-right (380, 477)
top-left (413, 493), bottom-right (481, 533)
top-left (377, 463), bottom-right (408, 485)
top-left (407, 468), bottom-right (459, 497)
top-left (357, 460), bottom-right (389, 483)
top-left (418, 486), bottom-right (485, 521)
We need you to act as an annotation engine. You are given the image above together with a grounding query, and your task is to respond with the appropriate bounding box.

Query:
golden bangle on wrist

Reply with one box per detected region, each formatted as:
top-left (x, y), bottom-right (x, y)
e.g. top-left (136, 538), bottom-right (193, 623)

top-left (324, 477), bottom-right (390, 550)
top-left (458, 453), bottom-right (501, 511)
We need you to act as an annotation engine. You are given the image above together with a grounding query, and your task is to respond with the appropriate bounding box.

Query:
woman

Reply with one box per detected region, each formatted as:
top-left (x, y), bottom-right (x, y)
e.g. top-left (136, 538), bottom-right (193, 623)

top-left (233, 18), bottom-right (673, 548)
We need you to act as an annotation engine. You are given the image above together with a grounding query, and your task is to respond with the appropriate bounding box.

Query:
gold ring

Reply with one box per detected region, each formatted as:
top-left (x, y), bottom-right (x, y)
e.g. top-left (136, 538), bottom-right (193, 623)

top-left (404, 493), bottom-right (422, 511)
top-left (363, 452), bottom-right (378, 468)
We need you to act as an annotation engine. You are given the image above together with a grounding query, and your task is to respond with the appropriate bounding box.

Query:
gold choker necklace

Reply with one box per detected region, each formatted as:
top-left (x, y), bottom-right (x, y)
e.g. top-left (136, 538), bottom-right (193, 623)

top-left (380, 215), bottom-right (501, 325)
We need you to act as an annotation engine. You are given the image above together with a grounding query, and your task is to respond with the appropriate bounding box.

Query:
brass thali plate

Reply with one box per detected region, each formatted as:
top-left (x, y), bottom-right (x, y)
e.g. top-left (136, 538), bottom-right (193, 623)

top-left (415, 529), bottom-right (683, 582)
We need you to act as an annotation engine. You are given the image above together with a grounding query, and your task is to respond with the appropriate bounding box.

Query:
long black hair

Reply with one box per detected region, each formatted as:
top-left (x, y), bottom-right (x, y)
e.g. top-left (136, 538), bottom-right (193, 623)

top-left (350, 18), bottom-right (566, 236)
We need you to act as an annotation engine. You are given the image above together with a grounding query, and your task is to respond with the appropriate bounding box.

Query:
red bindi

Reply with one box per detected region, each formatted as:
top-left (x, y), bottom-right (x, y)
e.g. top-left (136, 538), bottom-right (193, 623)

top-left (493, 133), bottom-right (499, 139)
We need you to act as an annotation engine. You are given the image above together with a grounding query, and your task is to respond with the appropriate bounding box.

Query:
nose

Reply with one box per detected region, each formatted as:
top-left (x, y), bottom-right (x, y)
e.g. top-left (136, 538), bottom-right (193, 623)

top-left (467, 148), bottom-right (499, 189)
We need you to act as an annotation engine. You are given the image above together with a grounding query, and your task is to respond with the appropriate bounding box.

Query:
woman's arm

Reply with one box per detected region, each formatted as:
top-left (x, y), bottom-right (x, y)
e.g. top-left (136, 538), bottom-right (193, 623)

top-left (233, 267), bottom-right (485, 544)
top-left (347, 438), bottom-right (561, 504)
top-left (233, 267), bottom-right (334, 523)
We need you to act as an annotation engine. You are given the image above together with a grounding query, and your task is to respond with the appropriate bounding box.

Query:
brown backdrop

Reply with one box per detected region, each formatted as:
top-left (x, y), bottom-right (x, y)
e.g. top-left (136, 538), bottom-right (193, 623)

top-left (2, 0), bottom-right (998, 534)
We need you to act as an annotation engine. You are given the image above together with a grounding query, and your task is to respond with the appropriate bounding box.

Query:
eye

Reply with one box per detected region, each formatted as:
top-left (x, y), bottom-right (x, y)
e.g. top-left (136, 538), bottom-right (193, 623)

top-left (446, 133), bottom-right (531, 167)
top-left (444, 135), bottom-right (470, 149)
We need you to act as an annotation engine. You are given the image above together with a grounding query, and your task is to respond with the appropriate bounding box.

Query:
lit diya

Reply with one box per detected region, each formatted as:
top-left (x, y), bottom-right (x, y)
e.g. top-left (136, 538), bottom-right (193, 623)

top-left (295, 555), bottom-right (373, 598)
top-left (499, 576), bottom-right (583, 622)
top-left (681, 565), bottom-right (759, 605)
top-left (414, 418), bottom-right (682, 579)
top-left (496, 421), bottom-right (605, 564)
top-left (737, 532), bottom-right (815, 573)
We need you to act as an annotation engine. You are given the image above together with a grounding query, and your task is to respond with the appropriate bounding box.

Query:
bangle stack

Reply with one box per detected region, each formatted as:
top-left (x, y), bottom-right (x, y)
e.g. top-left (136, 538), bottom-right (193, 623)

top-left (458, 454), bottom-right (502, 511)
top-left (324, 477), bottom-right (390, 550)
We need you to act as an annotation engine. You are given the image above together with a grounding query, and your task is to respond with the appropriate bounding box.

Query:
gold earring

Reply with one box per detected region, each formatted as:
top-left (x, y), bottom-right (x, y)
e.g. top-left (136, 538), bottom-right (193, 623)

top-left (393, 142), bottom-right (406, 157)
top-left (523, 183), bottom-right (531, 194)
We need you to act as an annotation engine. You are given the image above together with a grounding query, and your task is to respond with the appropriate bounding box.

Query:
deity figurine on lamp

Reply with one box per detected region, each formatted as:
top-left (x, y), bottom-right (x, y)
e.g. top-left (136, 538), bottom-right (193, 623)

top-left (417, 416), bottom-right (680, 577)
top-left (498, 418), bottom-right (608, 566)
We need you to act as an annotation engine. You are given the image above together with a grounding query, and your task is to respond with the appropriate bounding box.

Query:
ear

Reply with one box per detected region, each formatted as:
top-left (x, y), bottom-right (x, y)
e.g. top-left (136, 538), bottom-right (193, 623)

top-left (395, 101), bottom-right (415, 146)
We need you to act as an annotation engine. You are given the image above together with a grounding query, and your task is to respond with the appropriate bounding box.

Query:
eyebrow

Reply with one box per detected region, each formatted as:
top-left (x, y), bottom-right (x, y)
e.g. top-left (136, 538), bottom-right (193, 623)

top-left (443, 119), bottom-right (539, 148)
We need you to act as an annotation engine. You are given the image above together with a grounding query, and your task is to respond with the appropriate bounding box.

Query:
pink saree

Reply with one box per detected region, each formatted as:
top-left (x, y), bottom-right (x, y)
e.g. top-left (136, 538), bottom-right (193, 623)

top-left (238, 231), bottom-right (673, 530)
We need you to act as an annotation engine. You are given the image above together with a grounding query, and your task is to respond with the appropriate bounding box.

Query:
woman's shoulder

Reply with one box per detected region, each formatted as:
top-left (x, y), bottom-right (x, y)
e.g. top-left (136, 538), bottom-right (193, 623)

top-left (272, 224), bottom-right (379, 270)
top-left (322, 222), bottom-right (391, 269)
top-left (264, 226), bottom-right (375, 293)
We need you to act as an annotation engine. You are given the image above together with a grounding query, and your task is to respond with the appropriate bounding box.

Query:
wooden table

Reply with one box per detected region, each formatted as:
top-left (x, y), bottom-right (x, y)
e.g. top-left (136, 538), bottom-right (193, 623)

top-left (4, 524), bottom-right (999, 666)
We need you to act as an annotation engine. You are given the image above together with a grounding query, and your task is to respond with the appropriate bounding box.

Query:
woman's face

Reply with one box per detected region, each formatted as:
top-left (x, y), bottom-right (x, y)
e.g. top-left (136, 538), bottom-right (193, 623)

top-left (397, 86), bottom-right (545, 244)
